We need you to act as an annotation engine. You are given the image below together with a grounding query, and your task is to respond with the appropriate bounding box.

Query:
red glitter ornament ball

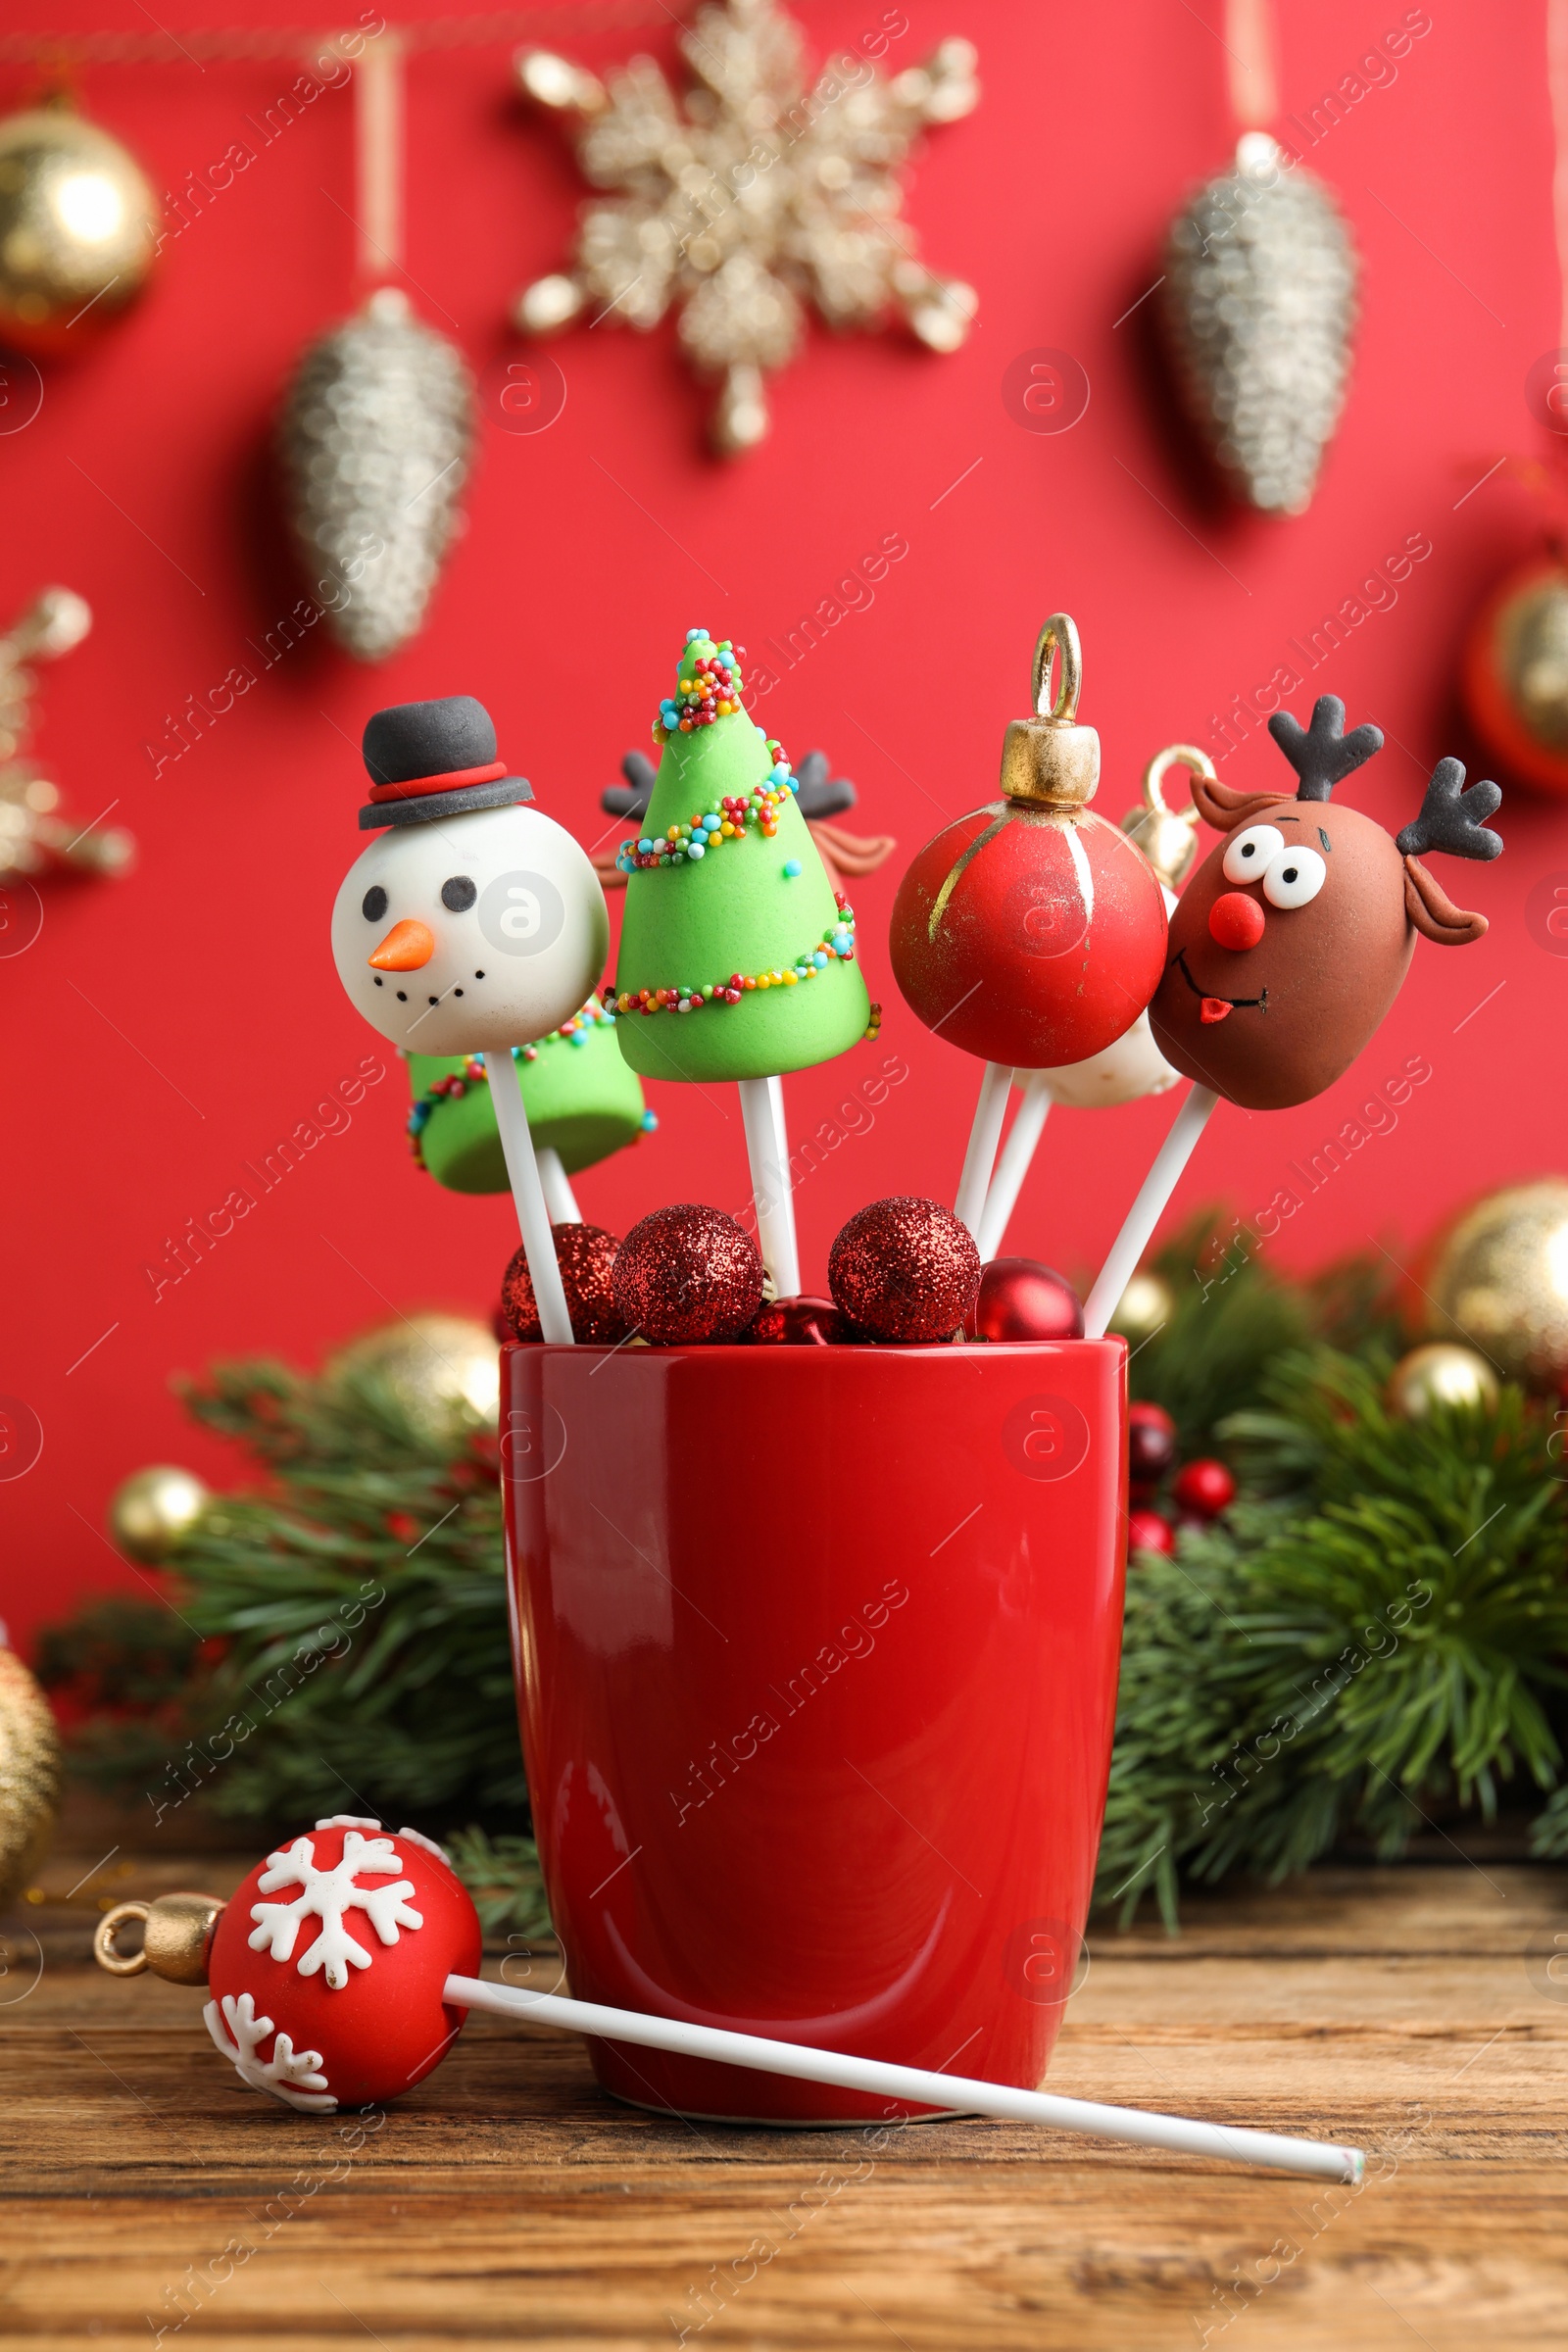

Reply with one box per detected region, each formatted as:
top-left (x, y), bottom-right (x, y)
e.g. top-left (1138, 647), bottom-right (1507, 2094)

top-left (502, 1225), bottom-right (624, 1346)
top-left (1128, 1508), bottom-right (1175, 1560)
top-left (205, 1817), bottom-right (482, 2112)
top-left (1172, 1457), bottom-right (1238, 1518)
top-left (1127, 1400), bottom-right (1177, 1487)
top-left (971, 1257), bottom-right (1084, 1342)
top-left (828, 1197), bottom-right (980, 1344)
top-left (612, 1203), bottom-right (764, 1344)
top-left (745, 1295), bottom-right (851, 1346)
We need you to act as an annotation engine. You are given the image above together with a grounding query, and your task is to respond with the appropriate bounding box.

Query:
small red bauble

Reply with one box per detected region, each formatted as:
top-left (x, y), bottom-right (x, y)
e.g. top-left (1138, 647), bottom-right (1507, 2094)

top-left (1127, 1508), bottom-right (1175, 1559)
top-left (1172, 1457), bottom-right (1238, 1518)
top-left (971, 1256), bottom-right (1084, 1343)
top-left (204, 1816), bottom-right (481, 2112)
top-left (889, 807), bottom-right (1167, 1068)
top-left (612, 1203), bottom-right (763, 1344)
top-left (502, 1224), bottom-right (624, 1346)
top-left (828, 1197), bottom-right (980, 1343)
top-left (1127, 1400), bottom-right (1177, 1485)
top-left (745, 1295), bottom-right (851, 1346)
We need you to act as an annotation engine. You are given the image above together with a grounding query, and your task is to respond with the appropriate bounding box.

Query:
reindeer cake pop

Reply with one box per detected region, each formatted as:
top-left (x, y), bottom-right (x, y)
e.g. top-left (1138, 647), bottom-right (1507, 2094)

top-left (1149, 697), bottom-right (1502, 1111)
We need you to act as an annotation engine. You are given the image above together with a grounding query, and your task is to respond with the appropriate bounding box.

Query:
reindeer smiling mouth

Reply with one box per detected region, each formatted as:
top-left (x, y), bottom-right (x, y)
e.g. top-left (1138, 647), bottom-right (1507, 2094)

top-left (1171, 949), bottom-right (1268, 1023)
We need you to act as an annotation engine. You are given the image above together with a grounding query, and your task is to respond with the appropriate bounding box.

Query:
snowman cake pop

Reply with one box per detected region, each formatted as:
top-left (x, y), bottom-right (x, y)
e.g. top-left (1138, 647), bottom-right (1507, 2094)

top-left (331, 697), bottom-right (610, 1343)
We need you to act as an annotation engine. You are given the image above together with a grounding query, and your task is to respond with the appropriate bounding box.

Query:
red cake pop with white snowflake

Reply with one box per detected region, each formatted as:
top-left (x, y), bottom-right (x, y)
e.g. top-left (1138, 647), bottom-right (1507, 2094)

top-left (203, 1816), bottom-right (481, 2111)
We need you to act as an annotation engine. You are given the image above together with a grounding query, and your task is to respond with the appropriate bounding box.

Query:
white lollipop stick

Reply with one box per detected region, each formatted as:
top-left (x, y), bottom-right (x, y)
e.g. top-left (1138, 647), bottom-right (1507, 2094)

top-left (1083, 1083), bottom-right (1218, 1339)
top-left (484, 1051), bottom-right (575, 1345)
top-left (955, 1060), bottom-right (1013, 1243)
top-left (976, 1074), bottom-right (1054, 1262)
top-left (738, 1074), bottom-right (801, 1298)
top-left (446, 1974), bottom-right (1361, 2182)
top-left (537, 1148), bottom-right (581, 1226)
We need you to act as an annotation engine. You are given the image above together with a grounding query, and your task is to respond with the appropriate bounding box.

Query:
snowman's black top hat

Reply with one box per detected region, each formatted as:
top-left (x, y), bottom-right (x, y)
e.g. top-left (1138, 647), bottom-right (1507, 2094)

top-left (358, 696), bottom-right (534, 830)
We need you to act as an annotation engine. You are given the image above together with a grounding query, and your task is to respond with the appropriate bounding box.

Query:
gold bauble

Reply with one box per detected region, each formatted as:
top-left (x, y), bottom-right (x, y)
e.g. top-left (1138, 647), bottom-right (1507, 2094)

top-left (327, 1312), bottom-right (500, 1437)
top-left (1388, 1343), bottom-right (1500, 1420)
top-left (0, 101), bottom-right (158, 358)
top-left (1109, 1270), bottom-right (1175, 1347)
top-left (108, 1465), bottom-right (212, 1564)
top-left (0, 1640), bottom-right (61, 1909)
top-left (1427, 1181), bottom-right (1568, 1389)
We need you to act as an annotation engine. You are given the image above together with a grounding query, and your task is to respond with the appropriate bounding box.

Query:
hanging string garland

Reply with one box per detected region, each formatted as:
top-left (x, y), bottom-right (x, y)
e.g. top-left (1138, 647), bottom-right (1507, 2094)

top-left (1159, 0), bottom-right (1357, 516)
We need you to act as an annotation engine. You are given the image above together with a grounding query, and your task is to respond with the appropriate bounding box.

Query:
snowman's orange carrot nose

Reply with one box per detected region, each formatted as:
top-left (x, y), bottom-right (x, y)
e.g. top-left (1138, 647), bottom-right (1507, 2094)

top-left (368, 919), bottom-right (435, 971)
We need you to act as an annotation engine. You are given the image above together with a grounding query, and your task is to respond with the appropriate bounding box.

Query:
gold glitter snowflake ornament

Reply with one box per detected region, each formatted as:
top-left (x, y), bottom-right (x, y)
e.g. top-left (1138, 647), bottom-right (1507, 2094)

top-left (514, 0), bottom-right (979, 454)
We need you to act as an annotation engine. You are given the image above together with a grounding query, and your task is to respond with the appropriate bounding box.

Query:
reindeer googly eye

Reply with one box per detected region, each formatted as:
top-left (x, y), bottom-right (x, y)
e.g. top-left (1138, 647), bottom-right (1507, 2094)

top-left (1222, 824), bottom-right (1285, 884)
top-left (1262, 844), bottom-right (1327, 909)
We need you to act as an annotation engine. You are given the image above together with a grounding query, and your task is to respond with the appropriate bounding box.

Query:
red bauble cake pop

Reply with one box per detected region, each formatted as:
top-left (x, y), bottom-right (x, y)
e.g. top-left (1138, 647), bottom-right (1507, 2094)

top-left (204, 1817), bottom-right (481, 2111)
top-left (890, 614), bottom-right (1167, 1070)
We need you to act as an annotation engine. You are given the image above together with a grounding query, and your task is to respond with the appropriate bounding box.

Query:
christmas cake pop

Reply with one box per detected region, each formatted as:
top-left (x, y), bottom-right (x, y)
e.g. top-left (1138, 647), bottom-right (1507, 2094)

top-left (888, 614), bottom-right (1169, 1241)
top-left (1084, 701), bottom-right (1502, 1337)
top-left (330, 697), bottom-right (611, 1345)
top-left (608, 632), bottom-right (874, 1294)
top-left (1149, 698), bottom-right (1502, 1111)
top-left (596, 744), bottom-right (897, 900)
top-left (406, 997), bottom-right (653, 1208)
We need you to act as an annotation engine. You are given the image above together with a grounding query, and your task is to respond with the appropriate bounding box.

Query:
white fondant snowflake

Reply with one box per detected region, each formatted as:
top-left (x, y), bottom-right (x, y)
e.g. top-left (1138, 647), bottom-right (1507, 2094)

top-left (248, 1829), bottom-right (422, 1990)
top-left (204, 1989), bottom-right (337, 2113)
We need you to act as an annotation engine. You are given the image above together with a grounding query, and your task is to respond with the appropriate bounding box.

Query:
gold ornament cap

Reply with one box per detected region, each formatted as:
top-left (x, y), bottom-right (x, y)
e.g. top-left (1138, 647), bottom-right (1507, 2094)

top-left (1120, 745), bottom-right (1212, 890)
top-left (94, 1891), bottom-right (225, 1984)
top-left (999, 614), bottom-right (1101, 809)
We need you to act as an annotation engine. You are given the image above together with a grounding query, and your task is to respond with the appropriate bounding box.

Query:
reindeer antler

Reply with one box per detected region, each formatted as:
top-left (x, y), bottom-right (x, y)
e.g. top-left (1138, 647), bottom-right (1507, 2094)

top-left (1267, 696), bottom-right (1384, 802)
top-left (601, 750), bottom-right (658, 822)
top-left (1395, 757), bottom-right (1503, 862)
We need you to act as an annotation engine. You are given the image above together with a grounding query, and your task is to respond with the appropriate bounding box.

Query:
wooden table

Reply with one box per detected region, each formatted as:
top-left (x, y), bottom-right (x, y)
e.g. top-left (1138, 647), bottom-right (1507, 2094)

top-left (5, 1846), bottom-right (1567, 2348)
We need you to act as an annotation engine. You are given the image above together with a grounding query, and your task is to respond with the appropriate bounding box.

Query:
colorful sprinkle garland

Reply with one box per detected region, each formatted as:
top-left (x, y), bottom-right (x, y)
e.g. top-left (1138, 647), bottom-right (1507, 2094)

top-left (615, 760), bottom-right (798, 874)
top-left (658, 631), bottom-right (746, 733)
top-left (608, 895), bottom-right (858, 1017)
top-left (404, 1002), bottom-right (657, 1171)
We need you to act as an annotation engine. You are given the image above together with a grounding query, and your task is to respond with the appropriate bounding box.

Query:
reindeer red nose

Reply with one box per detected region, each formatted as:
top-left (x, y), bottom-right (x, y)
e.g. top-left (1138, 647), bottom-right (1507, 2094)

top-left (1208, 892), bottom-right (1267, 952)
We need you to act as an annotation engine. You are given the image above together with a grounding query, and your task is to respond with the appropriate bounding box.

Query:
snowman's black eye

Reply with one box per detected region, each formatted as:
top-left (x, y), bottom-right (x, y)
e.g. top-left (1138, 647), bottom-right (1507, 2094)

top-left (441, 875), bottom-right (476, 912)
top-left (362, 885), bottom-right (388, 923)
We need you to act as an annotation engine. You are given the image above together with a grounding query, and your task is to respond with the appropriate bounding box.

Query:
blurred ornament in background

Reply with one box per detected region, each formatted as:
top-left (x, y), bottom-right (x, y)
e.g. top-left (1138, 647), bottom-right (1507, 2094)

top-left (0, 97), bottom-right (157, 359)
top-left (1426, 1181), bottom-right (1568, 1389)
top-left (1387, 1343), bottom-right (1500, 1421)
top-left (107, 1464), bottom-right (212, 1564)
top-left (513, 0), bottom-right (979, 455)
top-left (1109, 1270), bottom-right (1175, 1348)
top-left (1161, 129), bottom-right (1356, 515)
top-left (0, 587), bottom-right (133, 884)
top-left (277, 288), bottom-right (474, 662)
top-left (326, 1312), bottom-right (500, 1437)
top-left (0, 1627), bottom-right (60, 1909)
top-left (1461, 558), bottom-right (1568, 798)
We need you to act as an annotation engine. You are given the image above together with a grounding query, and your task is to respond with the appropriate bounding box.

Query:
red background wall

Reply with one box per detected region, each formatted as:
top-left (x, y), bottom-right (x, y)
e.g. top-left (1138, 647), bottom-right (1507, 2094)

top-left (3, 0), bottom-right (1563, 1646)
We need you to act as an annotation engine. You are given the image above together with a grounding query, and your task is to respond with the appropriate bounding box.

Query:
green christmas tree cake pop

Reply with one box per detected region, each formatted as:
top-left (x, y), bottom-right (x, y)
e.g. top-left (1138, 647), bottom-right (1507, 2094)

top-left (405, 999), bottom-right (654, 1205)
top-left (610, 630), bottom-right (871, 1082)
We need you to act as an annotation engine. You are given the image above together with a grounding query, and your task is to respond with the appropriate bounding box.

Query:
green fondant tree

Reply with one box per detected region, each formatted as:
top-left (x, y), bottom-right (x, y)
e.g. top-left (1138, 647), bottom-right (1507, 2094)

top-left (612, 631), bottom-right (870, 1084)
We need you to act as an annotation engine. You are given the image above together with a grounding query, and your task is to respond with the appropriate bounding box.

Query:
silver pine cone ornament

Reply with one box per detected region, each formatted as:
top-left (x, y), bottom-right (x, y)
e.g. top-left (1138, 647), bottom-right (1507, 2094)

top-left (278, 287), bottom-right (475, 662)
top-left (1161, 133), bottom-right (1356, 516)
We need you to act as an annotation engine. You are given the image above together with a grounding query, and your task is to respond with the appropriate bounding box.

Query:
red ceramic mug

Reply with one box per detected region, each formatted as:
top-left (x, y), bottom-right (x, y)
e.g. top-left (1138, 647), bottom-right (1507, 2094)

top-left (503, 1338), bottom-right (1126, 2123)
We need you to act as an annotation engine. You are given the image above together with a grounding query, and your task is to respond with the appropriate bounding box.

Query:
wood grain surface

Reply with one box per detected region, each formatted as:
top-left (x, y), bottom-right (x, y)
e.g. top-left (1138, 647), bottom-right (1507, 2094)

top-left (4, 1847), bottom-right (1567, 2349)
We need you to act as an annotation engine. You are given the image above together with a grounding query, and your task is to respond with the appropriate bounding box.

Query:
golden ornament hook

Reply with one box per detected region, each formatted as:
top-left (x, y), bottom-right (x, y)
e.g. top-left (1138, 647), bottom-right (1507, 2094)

top-left (1119, 744), bottom-right (1215, 890)
top-left (94, 1901), bottom-right (150, 1976)
top-left (1030, 613), bottom-right (1082, 723)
